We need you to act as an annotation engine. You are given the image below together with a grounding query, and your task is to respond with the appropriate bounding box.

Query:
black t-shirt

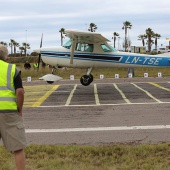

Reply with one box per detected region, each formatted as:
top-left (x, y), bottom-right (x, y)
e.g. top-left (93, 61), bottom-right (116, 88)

top-left (14, 68), bottom-right (23, 90)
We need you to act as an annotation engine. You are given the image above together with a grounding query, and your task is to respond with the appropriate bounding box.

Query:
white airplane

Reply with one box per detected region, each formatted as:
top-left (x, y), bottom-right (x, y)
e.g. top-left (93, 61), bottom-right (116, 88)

top-left (35, 30), bottom-right (170, 86)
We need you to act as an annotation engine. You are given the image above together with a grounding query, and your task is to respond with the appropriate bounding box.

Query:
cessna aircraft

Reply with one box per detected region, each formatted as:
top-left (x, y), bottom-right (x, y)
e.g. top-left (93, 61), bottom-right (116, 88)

top-left (35, 30), bottom-right (170, 86)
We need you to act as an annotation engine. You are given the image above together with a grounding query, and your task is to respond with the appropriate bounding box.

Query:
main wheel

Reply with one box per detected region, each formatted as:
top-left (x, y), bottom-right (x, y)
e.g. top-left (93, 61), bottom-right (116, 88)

top-left (80, 75), bottom-right (91, 86)
top-left (47, 81), bottom-right (54, 84)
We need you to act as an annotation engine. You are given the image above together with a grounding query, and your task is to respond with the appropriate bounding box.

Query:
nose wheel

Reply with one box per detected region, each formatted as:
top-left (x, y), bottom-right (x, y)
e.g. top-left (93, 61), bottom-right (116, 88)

top-left (80, 74), bottom-right (93, 86)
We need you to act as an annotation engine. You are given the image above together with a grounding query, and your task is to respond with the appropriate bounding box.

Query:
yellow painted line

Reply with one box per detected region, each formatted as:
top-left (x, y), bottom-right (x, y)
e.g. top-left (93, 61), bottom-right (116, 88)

top-left (31, 85), bottom-right (60, 107)
top-left (149, 82), bottom-right (170, 92)
top-left (94, 84), bottom-right (100, 105)
top-left (131, 83), bottom-right (162, 103)
top-left (113, 83), bottom-right (131, 104)
top-left (65, 84), bottom-right (77, 106)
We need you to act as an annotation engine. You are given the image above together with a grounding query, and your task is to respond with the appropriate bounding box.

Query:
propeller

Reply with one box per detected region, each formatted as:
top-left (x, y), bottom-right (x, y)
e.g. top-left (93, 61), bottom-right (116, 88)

top-left (37, 33), bottom-right (43, 70)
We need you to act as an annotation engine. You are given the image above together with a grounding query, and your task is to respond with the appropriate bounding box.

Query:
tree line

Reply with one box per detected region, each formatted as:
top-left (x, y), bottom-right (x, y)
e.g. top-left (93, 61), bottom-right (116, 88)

top-left (0, 39), bottom-right (30, 56)
top-left (1, 22), bottom-right (161, 57)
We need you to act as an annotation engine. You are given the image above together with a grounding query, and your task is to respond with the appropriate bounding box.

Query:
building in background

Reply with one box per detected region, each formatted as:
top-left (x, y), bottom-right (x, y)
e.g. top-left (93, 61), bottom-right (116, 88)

top-left (131, 46), bottom-right (146, 53)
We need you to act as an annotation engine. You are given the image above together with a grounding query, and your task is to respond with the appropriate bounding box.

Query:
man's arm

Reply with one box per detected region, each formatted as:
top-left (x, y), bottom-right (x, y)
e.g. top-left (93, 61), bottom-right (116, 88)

top-left (14, 68), bottom-right (24, 116)
top-left (16, 88), bottom-right (24, 116)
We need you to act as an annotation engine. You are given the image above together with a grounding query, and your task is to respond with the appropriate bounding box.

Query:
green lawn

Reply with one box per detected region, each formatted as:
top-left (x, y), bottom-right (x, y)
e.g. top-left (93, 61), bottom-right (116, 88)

top-left (1, 143), bottom-right (170, 170)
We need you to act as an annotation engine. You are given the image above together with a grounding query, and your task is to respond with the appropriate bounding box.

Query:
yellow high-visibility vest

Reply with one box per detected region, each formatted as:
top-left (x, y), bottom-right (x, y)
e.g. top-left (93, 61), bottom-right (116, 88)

top-left (34, 63), bottom-right (38, 68)
top-left (0, 60), bottom-right (18, 112)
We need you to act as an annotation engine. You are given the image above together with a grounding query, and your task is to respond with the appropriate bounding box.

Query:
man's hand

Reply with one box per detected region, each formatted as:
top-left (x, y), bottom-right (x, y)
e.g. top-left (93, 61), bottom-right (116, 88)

top-left (16, 88), bottom-right (24, 116)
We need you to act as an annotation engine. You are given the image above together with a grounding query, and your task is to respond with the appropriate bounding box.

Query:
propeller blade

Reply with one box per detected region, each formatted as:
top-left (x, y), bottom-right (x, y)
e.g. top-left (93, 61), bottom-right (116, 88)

top-left (40, 33), bottom-right (43, 48)
top-left (37, 33), bottom-right (43, 70)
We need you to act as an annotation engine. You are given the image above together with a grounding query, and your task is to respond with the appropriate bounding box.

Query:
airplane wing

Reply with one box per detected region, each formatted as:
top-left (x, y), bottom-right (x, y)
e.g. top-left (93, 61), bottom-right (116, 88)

top-left (65, 30), bottom-right (110, 44)
top-left (65, 30), bottom-right (110, 64)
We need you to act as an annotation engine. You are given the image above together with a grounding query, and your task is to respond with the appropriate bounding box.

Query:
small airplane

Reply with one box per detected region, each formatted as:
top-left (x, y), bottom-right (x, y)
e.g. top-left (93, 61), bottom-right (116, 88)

top-left (34, 30), bottom-right (170, 86)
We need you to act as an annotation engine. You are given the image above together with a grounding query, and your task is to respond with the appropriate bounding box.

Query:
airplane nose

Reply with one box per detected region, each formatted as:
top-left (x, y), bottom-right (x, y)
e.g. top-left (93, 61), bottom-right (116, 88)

top-left (34, 48), bottom-right (41, 53)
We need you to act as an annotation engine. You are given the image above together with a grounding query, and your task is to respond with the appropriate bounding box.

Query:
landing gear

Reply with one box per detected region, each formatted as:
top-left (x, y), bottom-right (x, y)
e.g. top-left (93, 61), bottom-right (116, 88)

top-left (80, 67), bottom-right (94, 86)
top-left (80, 74), bottom-right (93, 86)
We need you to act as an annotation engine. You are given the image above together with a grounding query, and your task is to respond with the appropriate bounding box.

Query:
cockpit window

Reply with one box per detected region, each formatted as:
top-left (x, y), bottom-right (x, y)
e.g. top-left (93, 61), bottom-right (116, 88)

top-left (101, 44), bottom-right (117, 52)
top-left (75, 43), bottom-right (93, 52)
top-left (63, 40), bottom-right (93, 52)
top-left (63, 40), bottom-right (72, 49)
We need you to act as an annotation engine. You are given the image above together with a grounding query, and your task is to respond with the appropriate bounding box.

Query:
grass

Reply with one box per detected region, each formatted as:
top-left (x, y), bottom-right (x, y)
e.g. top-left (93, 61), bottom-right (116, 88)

top-left (15, 63), bottom-right (170, 81)
top-left (1, 143), bottom-right (170, 170)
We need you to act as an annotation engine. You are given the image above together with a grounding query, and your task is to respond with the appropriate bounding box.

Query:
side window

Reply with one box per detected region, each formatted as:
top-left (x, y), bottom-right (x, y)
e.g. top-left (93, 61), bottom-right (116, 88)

top-left (75, 43), bottom-right (93, 52)
top-left (84, 44), bottom-right (93, 52)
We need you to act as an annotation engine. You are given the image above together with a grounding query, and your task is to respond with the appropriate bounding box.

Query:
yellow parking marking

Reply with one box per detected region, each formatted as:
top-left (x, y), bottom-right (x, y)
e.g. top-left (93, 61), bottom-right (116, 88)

top-left (113, 83), bottom-right (131, 103)
top-left (132, 83), bottom-right (162, 103)
top-left (24, 85), bottom-right (60, 107)
top-left (31, 85), bottom-right (60, 107)
top-left (65, 84), bottom-right (77, 106)
top-left (94, 84), bottom-right (100, 105)
top-left (149, 82), bottom-right (170, 92)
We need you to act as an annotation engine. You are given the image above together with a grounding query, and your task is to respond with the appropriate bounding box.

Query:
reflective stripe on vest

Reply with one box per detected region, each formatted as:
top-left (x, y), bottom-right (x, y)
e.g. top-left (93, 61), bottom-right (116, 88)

top-left (0, 60), bottom-right (17, 112)
top-left (0, 64), bottom-right (15, 92)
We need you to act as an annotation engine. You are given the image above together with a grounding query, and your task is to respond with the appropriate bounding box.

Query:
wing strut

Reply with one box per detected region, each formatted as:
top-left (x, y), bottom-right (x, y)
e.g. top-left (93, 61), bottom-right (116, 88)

top-left (70, 37), bottom-right (76, 64)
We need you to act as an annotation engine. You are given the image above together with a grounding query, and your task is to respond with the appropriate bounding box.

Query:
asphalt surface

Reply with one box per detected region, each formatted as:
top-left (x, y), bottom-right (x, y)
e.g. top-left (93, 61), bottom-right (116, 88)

top-left (2, 77), bottom-right (170, 146)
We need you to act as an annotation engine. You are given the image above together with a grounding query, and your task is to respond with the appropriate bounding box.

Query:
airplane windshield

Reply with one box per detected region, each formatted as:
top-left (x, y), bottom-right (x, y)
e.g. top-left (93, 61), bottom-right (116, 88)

top-left (101, 44), bottom-right (117, 52)
top-left (63, 40), bottom-right (72, 49)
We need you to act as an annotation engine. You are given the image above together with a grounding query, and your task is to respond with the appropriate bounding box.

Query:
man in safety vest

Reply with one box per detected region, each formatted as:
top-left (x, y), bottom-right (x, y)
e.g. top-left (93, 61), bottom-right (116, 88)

top-left (0, 45), bottom-right (27, 170)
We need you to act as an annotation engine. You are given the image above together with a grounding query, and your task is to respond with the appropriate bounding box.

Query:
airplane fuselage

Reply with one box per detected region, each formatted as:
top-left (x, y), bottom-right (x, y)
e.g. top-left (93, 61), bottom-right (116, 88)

top-left (40, 46), bottom-right (170, 68)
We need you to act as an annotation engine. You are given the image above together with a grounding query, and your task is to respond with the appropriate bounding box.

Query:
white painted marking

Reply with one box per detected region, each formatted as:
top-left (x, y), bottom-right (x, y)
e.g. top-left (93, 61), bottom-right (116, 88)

top-left (113, 83), bottom-right (131, 103)
top-left (26, 125), bottom-right (170, 133)
top-left (38, 101), bottom-right (170, 108)
top-left (131, 83), bottom-right (163, 103)
top-left (54, 91), bottom-right (70, 93)
top-left (65, 84), bottom-right (77, 106)
top-left (94, 84), bottom-right (100, 105)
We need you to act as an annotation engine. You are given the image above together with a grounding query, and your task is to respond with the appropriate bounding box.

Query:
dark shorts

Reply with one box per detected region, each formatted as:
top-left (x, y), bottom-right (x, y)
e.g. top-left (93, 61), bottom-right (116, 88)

top-left (0, 112), bottom-right (27, 152)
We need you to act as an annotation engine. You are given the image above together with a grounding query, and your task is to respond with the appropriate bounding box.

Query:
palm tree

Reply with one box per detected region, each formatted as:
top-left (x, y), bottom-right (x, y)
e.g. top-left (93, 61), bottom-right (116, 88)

top-left (123, 38), bottom-right (131, 51)
top-left (113, 32), bottom-right (119, 48)
top-left (59, 28), bottom-right (65, 46)
top-left (12, 40), bottom-right (20, 55)
top-left (88, 23), bottom-right (97, 32)
top-left (0, 41), bottom-right (7, 47)
top-left (22, 42), bottom-right (30, 56)
top-left (19, 46), bottom-right (25, 56)
top-left (9, 39), bottom-right (15, 54)
top-left (153, 33), bottom-right (161, 50)
top-left (145, 28), bottom-right (154, 52)
top-left (122, 21), bottom-right (132, 52)
top-left (138, 34), bottom-right (147, 46)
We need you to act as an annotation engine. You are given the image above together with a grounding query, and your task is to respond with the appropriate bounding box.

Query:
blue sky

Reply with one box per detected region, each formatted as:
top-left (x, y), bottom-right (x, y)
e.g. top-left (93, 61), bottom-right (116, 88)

top-left (0, 0), bottom-right (170, 53)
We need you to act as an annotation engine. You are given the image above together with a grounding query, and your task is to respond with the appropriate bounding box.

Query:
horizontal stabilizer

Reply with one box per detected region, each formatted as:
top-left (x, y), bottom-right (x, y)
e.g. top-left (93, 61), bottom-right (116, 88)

top-left (39, 74), bottom-right (63, 81)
